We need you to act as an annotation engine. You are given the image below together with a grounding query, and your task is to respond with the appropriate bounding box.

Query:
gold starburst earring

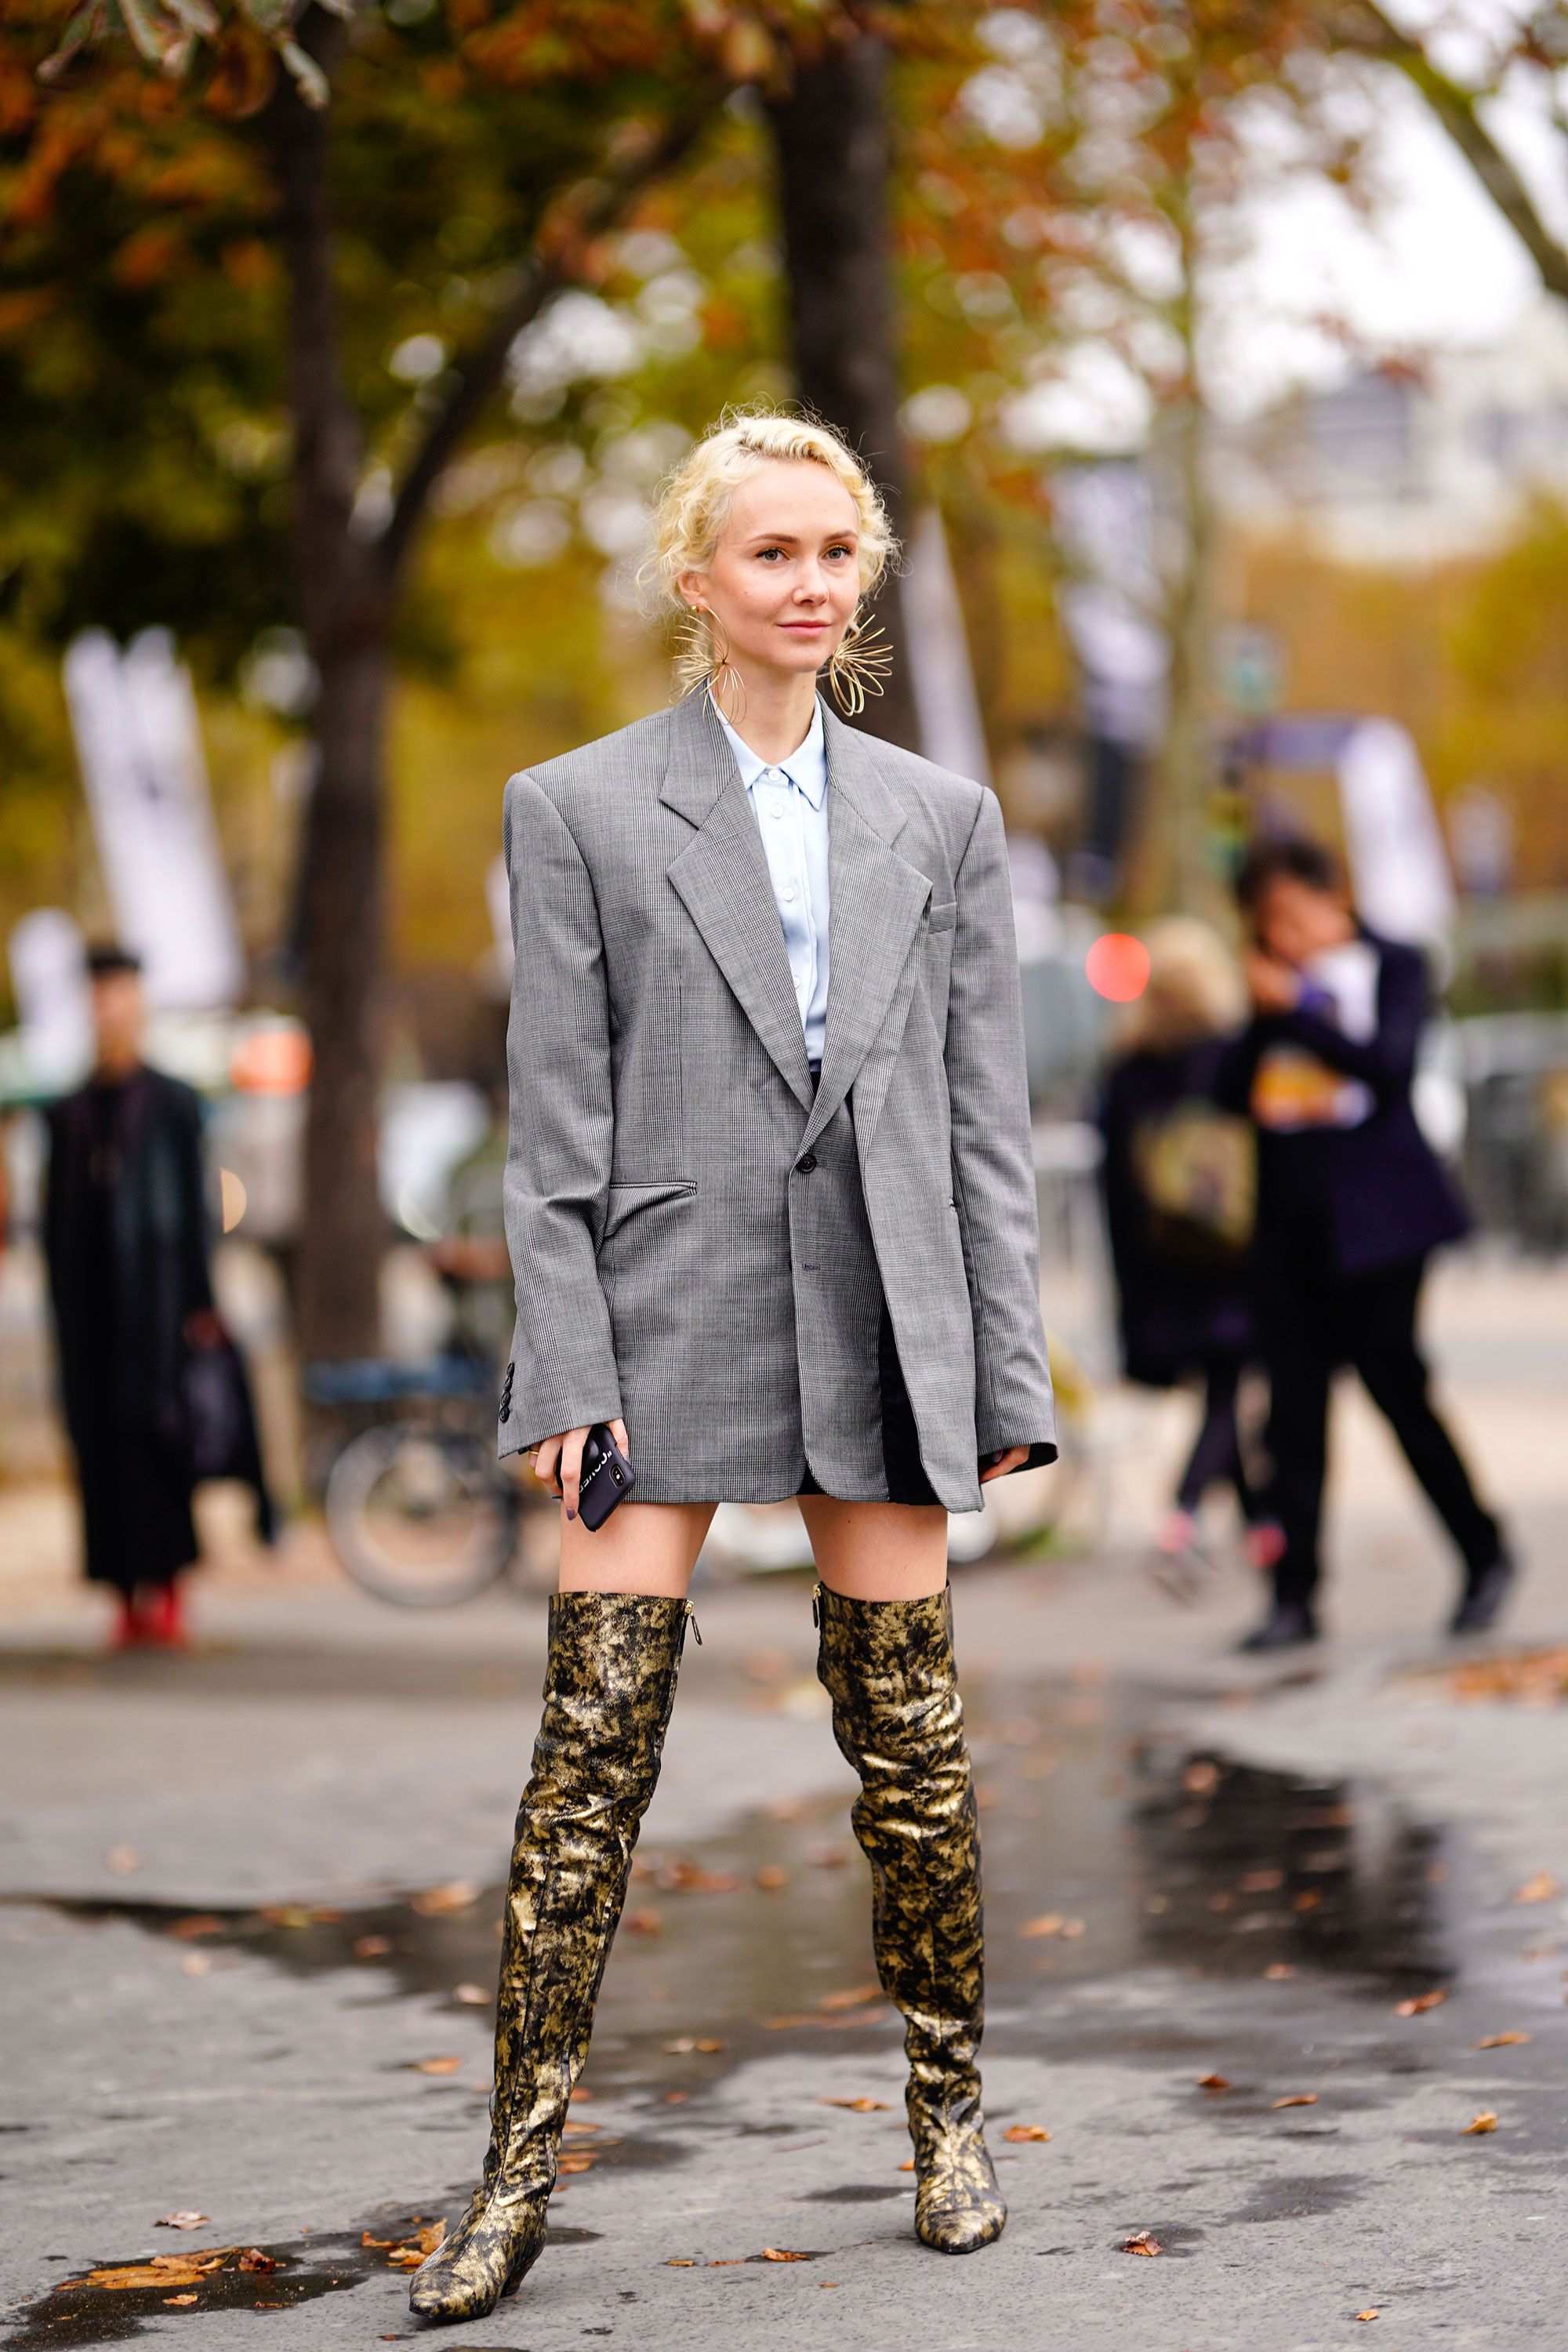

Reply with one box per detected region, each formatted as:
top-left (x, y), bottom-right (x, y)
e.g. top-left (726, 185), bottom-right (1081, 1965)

top-left (703, 614), bottom-right (746, 724)
top-left (826, 607), bottom-right (894, 717)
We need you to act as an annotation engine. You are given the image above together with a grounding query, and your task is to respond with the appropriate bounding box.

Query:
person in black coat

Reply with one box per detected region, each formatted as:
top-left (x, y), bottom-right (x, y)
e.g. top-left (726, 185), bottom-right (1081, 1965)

top-left (1221, 838), bottom-right (1511, 1652)
top-left (1100, 919), bottom-right (1260, 1595)
top-left (43, 946), bottom-right (216, 1649)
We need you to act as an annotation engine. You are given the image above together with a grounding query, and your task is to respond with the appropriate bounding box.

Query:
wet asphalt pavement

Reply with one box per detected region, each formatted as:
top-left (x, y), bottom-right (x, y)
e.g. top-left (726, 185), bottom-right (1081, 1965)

top-left (5, 1530), bottom-right (1568, 2352)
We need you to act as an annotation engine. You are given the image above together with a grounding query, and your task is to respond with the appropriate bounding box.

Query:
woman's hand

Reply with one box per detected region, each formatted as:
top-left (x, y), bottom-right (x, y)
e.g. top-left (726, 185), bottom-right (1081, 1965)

top-left (979, 1445), bottom-right (1030, 1484)
top-left (1243, 947), bottom-right (1301, 1015)
top-left (535, 1420), bottom-right (631, 1519)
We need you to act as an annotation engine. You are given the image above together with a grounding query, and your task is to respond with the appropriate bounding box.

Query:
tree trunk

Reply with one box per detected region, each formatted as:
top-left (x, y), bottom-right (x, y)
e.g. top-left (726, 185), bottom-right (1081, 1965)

top-left (264, 37), bottom-right (391, 1365)
top-left (767, 34), bottom-right (920, 753)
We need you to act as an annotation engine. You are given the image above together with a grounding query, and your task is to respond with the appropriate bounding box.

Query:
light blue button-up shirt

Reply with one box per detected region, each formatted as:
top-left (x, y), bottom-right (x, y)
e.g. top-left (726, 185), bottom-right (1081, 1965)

top-left (714, 696), bottom-right (831, 1064)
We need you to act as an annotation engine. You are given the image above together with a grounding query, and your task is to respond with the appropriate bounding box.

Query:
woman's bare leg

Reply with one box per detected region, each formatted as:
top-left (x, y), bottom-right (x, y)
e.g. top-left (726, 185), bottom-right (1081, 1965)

top-left (797, 1497), bottom-right (949, 1599)
top-left (557, 1501), bottom-right (716, 1598)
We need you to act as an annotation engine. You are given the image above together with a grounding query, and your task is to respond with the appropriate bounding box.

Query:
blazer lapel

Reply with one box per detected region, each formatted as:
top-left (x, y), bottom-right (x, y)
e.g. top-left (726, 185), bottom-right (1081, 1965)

top-left (662, 694), bottom-right (815, 1109)
top-left (798, 711), bottom-right (931, 1155)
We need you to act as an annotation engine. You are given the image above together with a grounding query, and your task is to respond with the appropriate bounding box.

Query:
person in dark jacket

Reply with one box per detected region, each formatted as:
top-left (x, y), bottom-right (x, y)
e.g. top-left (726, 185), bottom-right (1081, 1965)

top-left (1222, 838), bottom-right (1511, 1652)
top-left (1100, 919), bottom-right (1260, 1596)
top-left (43, 945), bottom-right (216, 1650)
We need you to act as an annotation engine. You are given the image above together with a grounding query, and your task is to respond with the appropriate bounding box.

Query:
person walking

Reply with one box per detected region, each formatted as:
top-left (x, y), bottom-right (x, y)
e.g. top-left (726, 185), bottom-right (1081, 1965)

top-left (1098, 918), bottom-right (1261, 1597)
top-left (42, 945), bottom-right (218, 1650)
top-left (1223, 837), bottom-right (1512, 1653)
top-left (410, 411), bottom-right (1054, 2322)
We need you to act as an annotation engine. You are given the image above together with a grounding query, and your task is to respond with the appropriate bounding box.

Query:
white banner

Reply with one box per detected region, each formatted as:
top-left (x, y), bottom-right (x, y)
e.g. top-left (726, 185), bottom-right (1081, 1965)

top-left (8, 908), bottom-right (90, 1089)
top-left (903, 508), bottom-right (993, 788)
top-left (1335, 719), bottom-right (1456, 946)
top-left (63, 628), bottom-right (244, 1011)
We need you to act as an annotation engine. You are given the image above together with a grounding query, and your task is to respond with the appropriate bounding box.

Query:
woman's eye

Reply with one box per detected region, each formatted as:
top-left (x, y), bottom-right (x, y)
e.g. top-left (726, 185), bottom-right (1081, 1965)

top-left (756, 546), bottom-right (784, 561)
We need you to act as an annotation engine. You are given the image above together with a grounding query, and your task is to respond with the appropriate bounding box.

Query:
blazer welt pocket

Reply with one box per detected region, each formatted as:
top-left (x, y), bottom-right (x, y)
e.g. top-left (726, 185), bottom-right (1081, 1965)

top-left (927, 898), bottom-right (958, 935)
top-left (601, 1179), bottom-right (696, 1246)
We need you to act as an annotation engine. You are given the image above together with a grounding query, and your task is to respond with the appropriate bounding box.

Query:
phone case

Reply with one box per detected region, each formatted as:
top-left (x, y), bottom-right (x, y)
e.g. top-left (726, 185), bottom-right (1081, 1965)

top-left (578, 1423), bottom-right (635, 1530)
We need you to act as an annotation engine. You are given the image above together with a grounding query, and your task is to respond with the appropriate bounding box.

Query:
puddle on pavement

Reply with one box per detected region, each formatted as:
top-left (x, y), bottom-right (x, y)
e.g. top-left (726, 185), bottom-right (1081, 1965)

top-left (5, 2213), bottom-right (604, 2350)
top-left (29, 1669), bottom-right (1451, 2103)
top-left (5, 2230), bottom-right (370, 2348)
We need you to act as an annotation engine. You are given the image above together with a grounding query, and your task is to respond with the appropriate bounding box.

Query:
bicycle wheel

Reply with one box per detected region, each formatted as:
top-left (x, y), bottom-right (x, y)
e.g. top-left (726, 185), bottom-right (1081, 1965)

top-left (325, 1423), bottom-right (518, 1606)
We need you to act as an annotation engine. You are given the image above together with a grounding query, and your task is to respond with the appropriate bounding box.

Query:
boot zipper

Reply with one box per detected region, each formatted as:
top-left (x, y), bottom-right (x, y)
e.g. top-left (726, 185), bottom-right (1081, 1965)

top-left (684, 1602), bottom-right (702, 1646)
top-left (811, 1581), bottom-right (822, 1628)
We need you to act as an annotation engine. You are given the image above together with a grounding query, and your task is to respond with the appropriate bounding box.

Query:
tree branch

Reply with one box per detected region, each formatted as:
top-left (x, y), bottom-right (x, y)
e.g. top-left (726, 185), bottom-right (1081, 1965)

top-left (379, 101), bottom-right (717, 583)
top-left (1332, 0), bottom-right (1568, 303)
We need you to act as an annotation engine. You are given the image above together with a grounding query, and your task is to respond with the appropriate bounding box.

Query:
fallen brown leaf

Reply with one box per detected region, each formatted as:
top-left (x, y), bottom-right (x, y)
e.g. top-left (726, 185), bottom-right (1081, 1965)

top-left (755, 1865), bottom-right (791, 1892)
top-left (569, 2086), bottom-right (593, 2102)
top-left (237, 2250), bottom-right (278, 2274)
top-left (1395, 1989), bottom-right (1446, 2016)
top-left (557, 2153), bottom-right (593, 2174)
top-left (821, 2096), bottom-right (890, 2111)
top-left (761, 2248), bottom-right (811, 2262)
top-left (898, 2158), bottom-right (914, 2172)
top-left (1239, 1869), bottom-right (1283, 1893)
top-left (1196, 2074), bottom-right (1232, 2093)
top-left (1271, 2093), bottom-right (1319, 2109)
top-left (169, 1916), bottom-right (223, 1941)
top-left (105, 1846), bottom-right (141, 1875)
top-left (626, 1909), bottom-right (662, 1936)
top-left (657, 1860), bottom-right (742, 1894)
top-left (180, 1955), bottom-right (212, 1978)
top-left (1515, 1873), bottom-right (1560, 1905)
top-left (410, 1880), bottom-right (482, 1916)
top-left (1291, 1889), bottom-right (1323, 1912)
top-left (1356, 2310), bottom-right (1378, 2322)
top-left (1474, 2031), bottom-right (1531, 2049)
top-left (360, 2235), bottom-right (394, 2249)
top-left (1021, 1912), bottom-right (1065, 1939)
top-left (818, 1984), bottom-right (881, 2012)
top-left (413, 2056), bottom-right (462, 2075)
top-left (1464, 2111), bottom-right (1499, 2134)
top-left (1002, 2124), bottom-right (1051, 2143)
top-left (154, 2214), bottom-right (209, 2231)
top-left (666, 2258), bottom-right (695, 2267)
top-left (452, 1984), bottom-right (488, 2006)
top-left (1120, 2231), bottom-right (1162, 2256)
top-left (163, 2294), bottom-right (198, 2307)
top-left (807, 1846), bottom-right (848, 1868)
top-left (1263, 1963), bottom-right (1297, 1980)
top-left (353, 1934), bottom-right (392, 1959)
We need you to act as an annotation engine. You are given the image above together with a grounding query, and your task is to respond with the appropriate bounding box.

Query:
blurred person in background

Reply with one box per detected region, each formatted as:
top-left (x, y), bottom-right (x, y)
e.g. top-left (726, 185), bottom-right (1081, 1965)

top-left (1224, 838), bottom-right (1512, 1653)
top-left (1099, 918), bottom-right (1261, 1599)
top-left (42, 945), bottom-right (217, 1650)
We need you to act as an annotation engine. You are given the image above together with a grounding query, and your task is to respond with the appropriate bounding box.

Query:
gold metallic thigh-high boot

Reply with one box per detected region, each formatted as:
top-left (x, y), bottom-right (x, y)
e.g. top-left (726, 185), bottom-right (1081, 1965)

top-left (409, 1592), bottom-right (692, 2321)
top-left (815, 1584), bottom-right (1006, 2256)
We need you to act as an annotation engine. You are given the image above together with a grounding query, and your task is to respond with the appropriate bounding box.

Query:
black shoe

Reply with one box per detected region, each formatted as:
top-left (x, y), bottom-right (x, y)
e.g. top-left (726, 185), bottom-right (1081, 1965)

top-left (1237, 1600), bottom-right (1319, 1654)
top-left (1449, 1552), bottom-right (1515, 1637)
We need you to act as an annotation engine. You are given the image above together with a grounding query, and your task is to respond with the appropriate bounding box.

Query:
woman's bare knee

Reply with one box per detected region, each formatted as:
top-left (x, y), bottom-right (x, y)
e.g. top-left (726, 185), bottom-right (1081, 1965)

top-left (557, 1500), bottom-right (715, 1598)
top-left (799, 1497), bottom-right (949, 1601)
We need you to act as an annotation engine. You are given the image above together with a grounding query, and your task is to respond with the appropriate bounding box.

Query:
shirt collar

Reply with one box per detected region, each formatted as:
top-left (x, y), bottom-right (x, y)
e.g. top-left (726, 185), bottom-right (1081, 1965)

top-left (712, 695), bottom-right (828, 811)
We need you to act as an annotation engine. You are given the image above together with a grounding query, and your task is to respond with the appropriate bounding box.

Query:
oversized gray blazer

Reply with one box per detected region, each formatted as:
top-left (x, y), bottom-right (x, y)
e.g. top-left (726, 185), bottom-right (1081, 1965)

top-left (497, 689), bottom-right (1054, 1513)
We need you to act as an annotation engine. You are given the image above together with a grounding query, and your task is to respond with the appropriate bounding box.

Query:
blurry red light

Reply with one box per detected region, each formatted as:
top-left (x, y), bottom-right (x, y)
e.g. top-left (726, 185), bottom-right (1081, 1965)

top-left (1084, 931), bottom-right (1151, 1004)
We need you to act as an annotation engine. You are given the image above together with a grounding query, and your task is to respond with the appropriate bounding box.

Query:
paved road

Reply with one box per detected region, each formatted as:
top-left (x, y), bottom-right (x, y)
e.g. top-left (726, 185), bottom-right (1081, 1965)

top-left (5, 1255), bottom-right (1568, 2352)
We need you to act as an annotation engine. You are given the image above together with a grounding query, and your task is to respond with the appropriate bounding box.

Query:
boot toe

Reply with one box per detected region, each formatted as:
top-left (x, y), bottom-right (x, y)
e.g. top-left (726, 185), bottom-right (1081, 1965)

top-left (406, 2206), bottom-right (545, 2323)
top-left (916, 2191), bottom-right (1007, 2253)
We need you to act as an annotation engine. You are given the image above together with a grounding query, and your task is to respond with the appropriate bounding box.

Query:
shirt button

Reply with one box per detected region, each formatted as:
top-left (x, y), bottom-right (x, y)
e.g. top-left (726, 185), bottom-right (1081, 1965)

top-left (782, 886), bottom-right (797, 903)
top-left (770, 803), bottom-right (786, 819)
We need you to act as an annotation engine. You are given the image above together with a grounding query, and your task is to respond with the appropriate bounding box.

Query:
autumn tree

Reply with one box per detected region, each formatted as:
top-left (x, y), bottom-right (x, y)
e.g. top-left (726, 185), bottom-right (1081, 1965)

top-left (5, 0), bottom-right (847, 1364)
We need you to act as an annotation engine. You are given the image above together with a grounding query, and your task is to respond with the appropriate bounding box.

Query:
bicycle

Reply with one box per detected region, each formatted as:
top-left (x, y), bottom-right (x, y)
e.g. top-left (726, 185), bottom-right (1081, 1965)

top-left (305, 1354), bottom-right (550, 1606)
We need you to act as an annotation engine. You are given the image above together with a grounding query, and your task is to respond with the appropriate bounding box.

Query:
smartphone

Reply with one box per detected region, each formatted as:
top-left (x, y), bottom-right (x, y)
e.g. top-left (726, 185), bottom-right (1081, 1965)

top-left (577, 1423), bottom-right (635, 1530)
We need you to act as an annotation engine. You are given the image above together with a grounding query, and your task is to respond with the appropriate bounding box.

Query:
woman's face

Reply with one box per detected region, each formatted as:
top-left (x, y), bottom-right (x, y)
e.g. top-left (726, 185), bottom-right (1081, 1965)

top-left (679, 459), bottom-right (862, 683)
top-left (1254, 876), bottom-right (1355, 967)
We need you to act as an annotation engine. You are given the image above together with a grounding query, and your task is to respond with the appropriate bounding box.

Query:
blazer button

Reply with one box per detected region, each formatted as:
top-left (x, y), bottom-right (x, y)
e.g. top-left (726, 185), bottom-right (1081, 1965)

top-left (795, 1152), bottom-right (818, 1174)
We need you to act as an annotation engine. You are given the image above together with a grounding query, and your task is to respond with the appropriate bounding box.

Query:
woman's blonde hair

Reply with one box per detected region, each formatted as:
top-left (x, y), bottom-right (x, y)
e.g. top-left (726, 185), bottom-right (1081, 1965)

top-left (644, 406), bottom-right (897, 699)
top-left (1117, 917), bottom-right (1246, 1054)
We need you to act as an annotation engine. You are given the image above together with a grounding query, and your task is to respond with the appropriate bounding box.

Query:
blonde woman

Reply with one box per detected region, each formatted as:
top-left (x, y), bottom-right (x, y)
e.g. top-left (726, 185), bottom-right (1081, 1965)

top-left (410, 411), bottom-right (1054, 2322)
top-left (1098, 919), bottom-right (1261, 1592)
